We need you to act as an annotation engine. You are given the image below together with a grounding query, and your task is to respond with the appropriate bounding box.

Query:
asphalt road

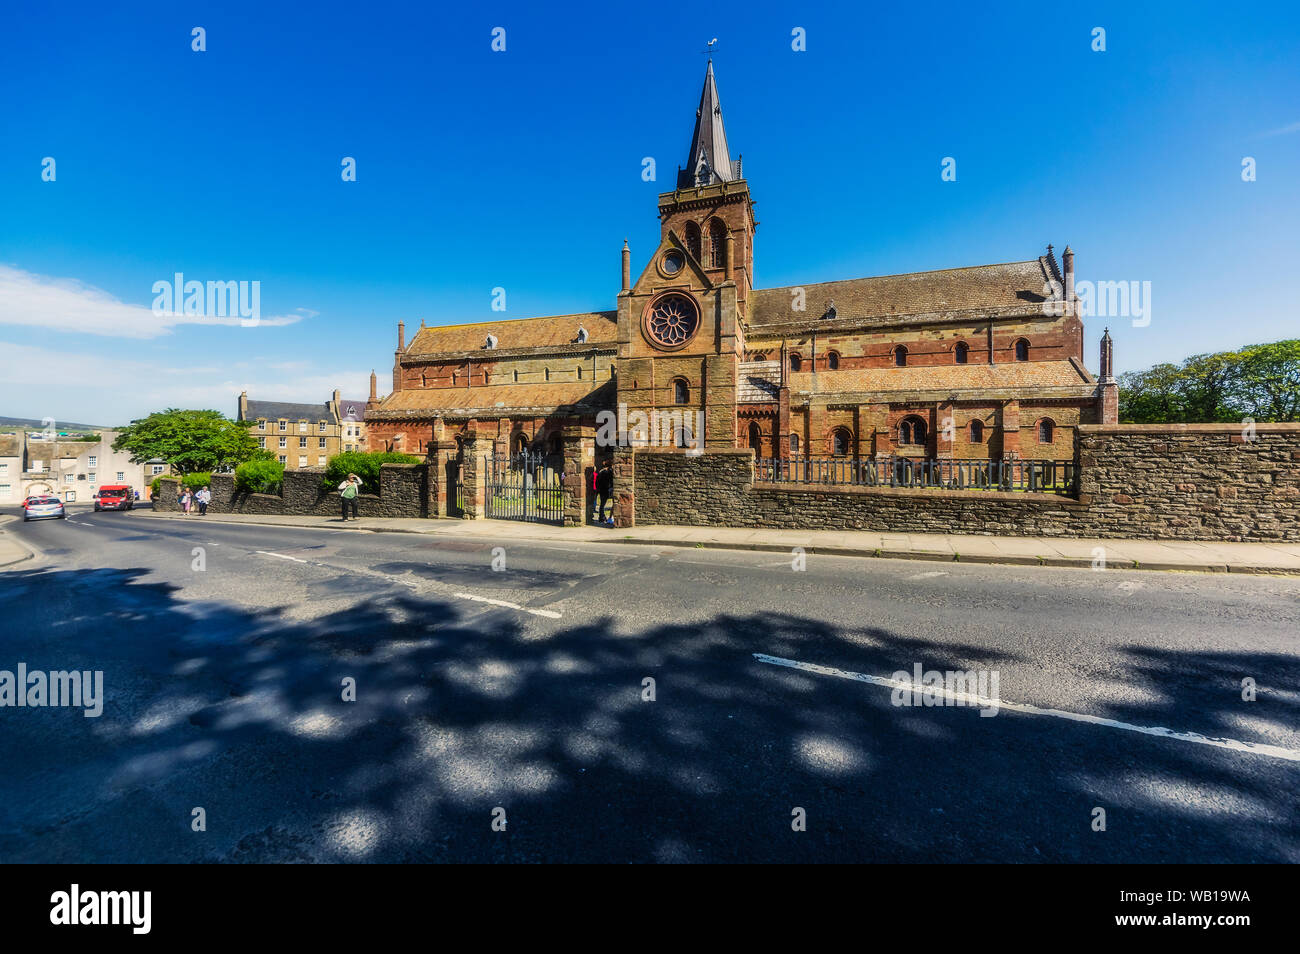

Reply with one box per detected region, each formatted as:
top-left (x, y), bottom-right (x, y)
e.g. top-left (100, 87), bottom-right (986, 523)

top-left (1, 506), bottom-right (1297, 862)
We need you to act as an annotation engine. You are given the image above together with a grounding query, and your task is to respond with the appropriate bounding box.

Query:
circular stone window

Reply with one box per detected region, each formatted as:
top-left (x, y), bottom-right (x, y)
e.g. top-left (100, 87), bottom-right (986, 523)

top-left (644, 292), bottom-right (700, 350)
top-left (660, 249), bottom-right (685, 276)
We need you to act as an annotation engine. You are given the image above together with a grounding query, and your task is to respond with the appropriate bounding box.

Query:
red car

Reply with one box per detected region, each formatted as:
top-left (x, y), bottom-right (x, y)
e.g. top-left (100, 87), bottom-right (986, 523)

top-left (94, 485), bottom-right (135, 512)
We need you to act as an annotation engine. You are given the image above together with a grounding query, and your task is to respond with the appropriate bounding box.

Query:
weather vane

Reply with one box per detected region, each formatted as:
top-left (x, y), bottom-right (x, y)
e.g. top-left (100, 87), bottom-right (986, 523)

top-left (701, 38), bottom-right (718, 57)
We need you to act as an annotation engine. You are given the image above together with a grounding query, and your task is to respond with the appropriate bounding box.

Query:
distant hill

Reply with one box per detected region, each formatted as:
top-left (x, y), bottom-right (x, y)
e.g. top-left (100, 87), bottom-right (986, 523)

top-left (0, 416), bottom-right (116, 431)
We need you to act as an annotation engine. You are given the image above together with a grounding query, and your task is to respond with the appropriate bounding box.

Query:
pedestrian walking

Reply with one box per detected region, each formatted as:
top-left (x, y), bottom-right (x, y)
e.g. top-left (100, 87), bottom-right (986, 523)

top-left (590, 465), bottom-right (600, 522)
top-left (179, 488), bottom-right (192, 515)
top-left (596, 460), bottom-right (614, 526)
top-left (196, 486), bottom-right (211, 516)
top-left (338, 473), bottom-right (361, 521)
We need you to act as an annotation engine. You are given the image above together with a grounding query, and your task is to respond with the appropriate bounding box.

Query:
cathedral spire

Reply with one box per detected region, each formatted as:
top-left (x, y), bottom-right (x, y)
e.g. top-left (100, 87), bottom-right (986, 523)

top-left (679, 60), bottom-right (739, 188)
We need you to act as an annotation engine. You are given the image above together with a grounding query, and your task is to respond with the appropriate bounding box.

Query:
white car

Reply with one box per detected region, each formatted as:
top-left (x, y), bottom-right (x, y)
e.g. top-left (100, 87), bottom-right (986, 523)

top-left (23, 496), bottom-right (66, 521)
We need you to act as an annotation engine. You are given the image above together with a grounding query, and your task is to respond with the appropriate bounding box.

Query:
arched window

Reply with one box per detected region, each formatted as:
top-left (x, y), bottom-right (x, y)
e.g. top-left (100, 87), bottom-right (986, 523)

top-left (969, 419), bottom-right (984, 443)
top-left (673, 378), bottom-right (689, 404)
top-left (1037, 418), bottom-right (1055, 444)
top-left (831, 428), bottom-right (852, 457)
top-left (513, 433), bottom-right (528, 455)
top-left (790, 353), bottom-right (802, 372)
top-left (790, 433), bottom-right (800, 454)
top-left (1015, 338), bottom-right (1030, 361)
top-left (894, 345), bottom-right (908, 367)
top-left (748, 422), bottom-right (762, 453)
top-left (684, 221), bottom-right (702, 262)
top-left (826, 350), bottom-right (840, 370)
top-left (954, 341), bottom-right (969, 364)
top-left (899, 415), bottom-right (927, 445)
top-left (708, 219), bottom-right (726, 269)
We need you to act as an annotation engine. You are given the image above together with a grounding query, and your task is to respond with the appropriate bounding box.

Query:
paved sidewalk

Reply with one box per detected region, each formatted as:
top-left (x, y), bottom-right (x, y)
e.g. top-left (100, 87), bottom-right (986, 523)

top-left (128, 510), bottom-right (1300, 574)
top-left (0, 515), bottom-right (38, 568)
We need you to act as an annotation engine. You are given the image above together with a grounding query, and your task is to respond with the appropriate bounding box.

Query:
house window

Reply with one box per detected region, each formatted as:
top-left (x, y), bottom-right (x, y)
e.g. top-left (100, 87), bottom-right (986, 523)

top-left (258, 437), bottom-right (266, 449)
top-left (826, 351), bottom-right (840, 370)
top-left (513, 370), bottom-right (519, 383)
top-left (0, 484), bottom-right (9, 497)
top-left (708, 218), bottom-right (726, 268)
top-left (831, 428), bottom-right (852, 457)
top-left (88, 455), bottom-right (97, 467)
top-left (116, 472), bottom-right (124, 481)
top-left (318, 456), bottom-right (327, 467)
top-left (790, 353), bottom-right (802, 372)
top-left (279, 437), bottom-right (287, 449)
top-left (954, 341), bottom-right (969, 364)
top-left (1038, 418), bottom-right (1055, 443)
top-left (0, 463), bottom-right (7, 476)
top-left (894, 345), bottom-right (908, 367)
top-left (298, 437), bottom-right (307, 448)
top-left (544, 368), bottom-right (550, 381)
top-left (279, 420), bottom-right (287, 431)
top-left (1015, 339), bottom-right (1030, 361)
top-left (513, 433), bottom-right (528, 454)
top-left (151, 464), bottom-right (165, 476)
top-left (899, 416), bottom-right (927, 445)
top-left (297, 456), bottom-right (306, 467)
top-left (673, 379), bottom-right (689, 404)
top-left (87, 472), bottom-right (95, 482)
top-left (257, 420), bottom-right (265, 430)
top-left (318, 437), bottom-right (326, 449)
top-left (295, 421), bottom-right (304, 433)
top-left (969, 420), bottom-right (984, 443)
top-left (278, 455), bottom-right (287, 464)
top-left (790, 434), bottom-right (800, 454)
top-left (64, 473), bottom-right (74, 484)
top-left (319, 421), bottom-right (326, 432)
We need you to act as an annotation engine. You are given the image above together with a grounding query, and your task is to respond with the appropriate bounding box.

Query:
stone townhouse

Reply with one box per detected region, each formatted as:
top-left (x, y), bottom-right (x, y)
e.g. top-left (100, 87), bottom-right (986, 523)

top-left (236, 391), bottom-right (347, 471)
top-left (20, 430), bottom-right (147, 502)
top-left (364, 61), bottom-right (1116, 469)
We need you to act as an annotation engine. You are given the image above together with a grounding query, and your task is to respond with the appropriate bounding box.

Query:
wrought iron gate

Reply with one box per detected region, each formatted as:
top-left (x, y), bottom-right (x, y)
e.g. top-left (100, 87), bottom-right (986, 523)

top-left (485, 451), bottom-right (564, 524)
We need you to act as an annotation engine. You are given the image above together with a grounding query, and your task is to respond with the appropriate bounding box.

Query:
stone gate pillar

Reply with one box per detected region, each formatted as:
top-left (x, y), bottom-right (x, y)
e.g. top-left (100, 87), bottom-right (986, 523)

top-left (562, 422), bottom-right (594, 527)
top-left (460, 429), bottom-right (492, 520)
top-left (612, 446), bottom-right (635, 528)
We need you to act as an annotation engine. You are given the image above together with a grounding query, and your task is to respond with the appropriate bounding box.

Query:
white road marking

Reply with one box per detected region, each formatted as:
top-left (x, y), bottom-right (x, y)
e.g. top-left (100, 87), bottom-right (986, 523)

top-left (753, 653), bottom-right (1300, 764)
top-left (906, 570), bottom-right (948, 580)
top-left (454, 592), bottom-right (562, 619)
top-left (256, 550), bottom-right (309, 564)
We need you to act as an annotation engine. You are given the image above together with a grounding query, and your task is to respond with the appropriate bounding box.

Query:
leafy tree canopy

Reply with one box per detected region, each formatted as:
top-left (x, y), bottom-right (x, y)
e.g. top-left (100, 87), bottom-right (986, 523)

top-left (1119, 339), bottom-right (1300, 424)
top-left (111, 409), bottom-right (259, 475)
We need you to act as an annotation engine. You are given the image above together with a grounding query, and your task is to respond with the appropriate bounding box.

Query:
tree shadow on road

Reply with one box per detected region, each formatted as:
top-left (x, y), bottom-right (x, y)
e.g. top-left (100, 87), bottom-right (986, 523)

top-left (0, 563), bottom-right (1294, 863)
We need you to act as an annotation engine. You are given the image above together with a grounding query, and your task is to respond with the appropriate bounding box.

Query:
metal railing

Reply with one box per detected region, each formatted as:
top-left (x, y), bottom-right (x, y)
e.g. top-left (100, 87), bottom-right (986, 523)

top-left (754, 456), bottom-right (1079, 496)
top-left (485, 451), bottom-right (564, 524)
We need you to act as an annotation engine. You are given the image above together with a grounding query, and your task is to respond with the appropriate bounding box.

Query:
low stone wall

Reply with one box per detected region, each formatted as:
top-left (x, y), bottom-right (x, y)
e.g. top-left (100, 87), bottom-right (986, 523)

top-left (156, 464), bottom-right (431, 518)
top-left (630, 424), bottom-right (1300, 541)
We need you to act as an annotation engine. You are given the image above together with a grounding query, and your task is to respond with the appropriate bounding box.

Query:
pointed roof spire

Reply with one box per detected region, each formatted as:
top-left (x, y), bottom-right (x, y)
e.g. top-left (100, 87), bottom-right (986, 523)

top-left (679, 60), bottom-right (738, 188)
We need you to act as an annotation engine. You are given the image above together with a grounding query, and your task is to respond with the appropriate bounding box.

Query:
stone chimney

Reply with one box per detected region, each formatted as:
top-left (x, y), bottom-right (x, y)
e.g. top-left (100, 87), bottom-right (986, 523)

top-left (397, 320), bottom-right (405, 351)
top-left (367, 370), bottom-right (378, 408)
top-left (621, 240), bottom-right (630, 292)
top-left (1062, 245), bottom-right (1075, 305)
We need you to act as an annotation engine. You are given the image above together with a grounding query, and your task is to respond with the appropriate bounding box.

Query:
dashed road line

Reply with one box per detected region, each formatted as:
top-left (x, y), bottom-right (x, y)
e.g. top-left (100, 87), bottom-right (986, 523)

top-left (454, 592), bottom-right (562, 619)
top-left (753, 653), bottom-right (1300, 764)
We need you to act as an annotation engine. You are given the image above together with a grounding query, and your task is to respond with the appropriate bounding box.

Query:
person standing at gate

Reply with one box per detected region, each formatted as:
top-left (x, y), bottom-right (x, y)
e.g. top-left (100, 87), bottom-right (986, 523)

top-left (338, 473), bottom-right (361, 521)
top-left (590, 465), bottom-right (600, 522)
top-left (596, 460), bottom-right (614, 526)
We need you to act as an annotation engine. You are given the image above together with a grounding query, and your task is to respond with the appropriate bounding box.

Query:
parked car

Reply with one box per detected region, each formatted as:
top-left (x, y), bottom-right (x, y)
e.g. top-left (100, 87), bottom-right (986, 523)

top-left (23, 496), bottom-right (65, 521)
top-left (94, 485), bottom-right (135, 512)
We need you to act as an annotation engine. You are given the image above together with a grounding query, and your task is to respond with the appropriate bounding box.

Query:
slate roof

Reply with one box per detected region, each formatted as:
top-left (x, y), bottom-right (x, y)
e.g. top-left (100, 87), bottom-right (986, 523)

top-left (245, 399), bottom-right (334, 422)
top-left (405, 312), bottom-right (617, 356)
top-left (789, 361), bottom-right (1092, 397)
top-left (371, 380), bottom-right (614, 417)
top-left (748, 259), bottom-right (1059, 327)
top-left (338, 400), bottom-right (367, 422)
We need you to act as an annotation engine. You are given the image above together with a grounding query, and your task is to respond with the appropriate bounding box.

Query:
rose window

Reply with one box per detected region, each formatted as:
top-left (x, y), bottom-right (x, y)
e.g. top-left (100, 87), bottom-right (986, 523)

top-left (646, 293), bottom-right (699, 348)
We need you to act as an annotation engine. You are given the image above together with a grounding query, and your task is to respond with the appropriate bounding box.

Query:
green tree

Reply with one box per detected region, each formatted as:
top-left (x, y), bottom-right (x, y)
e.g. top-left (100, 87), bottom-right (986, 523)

top-left (1118, 363), bottom-right (1186, 423)
top-left (112, 409), bottom-right (259, 475)
top-left (1233, 340), bottom-right (1300, 423)
top-left (321, 450), bottom-right (421, 494)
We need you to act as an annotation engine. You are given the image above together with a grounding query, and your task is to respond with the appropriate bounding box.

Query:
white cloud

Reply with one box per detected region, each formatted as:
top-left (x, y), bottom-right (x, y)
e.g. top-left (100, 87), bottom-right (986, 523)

top-left (0, 264), bottom-right (311, 339)
top-left (1262, 120), bottom-right (1300, 137)
top-left (0, 342), bottom-right (368, 423)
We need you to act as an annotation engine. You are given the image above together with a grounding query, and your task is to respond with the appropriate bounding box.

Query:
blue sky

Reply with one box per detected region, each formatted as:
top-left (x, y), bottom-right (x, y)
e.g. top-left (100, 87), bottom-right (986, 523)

top-left (1, 0), bottom-right (1297, 424)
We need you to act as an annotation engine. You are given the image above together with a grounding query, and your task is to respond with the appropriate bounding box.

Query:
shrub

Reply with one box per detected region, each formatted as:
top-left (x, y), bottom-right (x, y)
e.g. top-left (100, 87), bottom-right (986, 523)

top-left (181, 472), bottom-right (210, 490)
top-left (322, 451), bottom-right (421, 494)
top-left (150, 476), bottom-right (164, 497)
top-left (235, 458), bottom-right (285, 494)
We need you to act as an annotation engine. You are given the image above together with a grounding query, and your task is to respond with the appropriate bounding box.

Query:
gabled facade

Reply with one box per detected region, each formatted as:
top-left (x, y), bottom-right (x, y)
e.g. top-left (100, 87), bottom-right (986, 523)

top-left (366, 61), bottom-right (1116, 464)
